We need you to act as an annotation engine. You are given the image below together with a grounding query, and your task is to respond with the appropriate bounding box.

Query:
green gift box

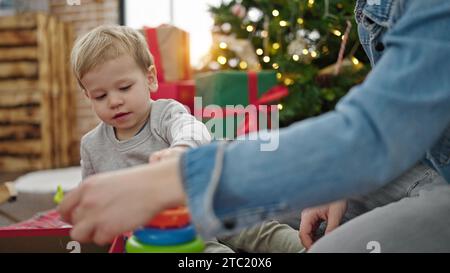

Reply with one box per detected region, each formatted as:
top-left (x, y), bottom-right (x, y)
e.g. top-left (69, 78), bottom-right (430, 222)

top-left (198, 105), bottom-right (274, 140)
top-left (195, 70), bottom-right (278, 107)
top-left (201, 109), bottom-right (246, 140)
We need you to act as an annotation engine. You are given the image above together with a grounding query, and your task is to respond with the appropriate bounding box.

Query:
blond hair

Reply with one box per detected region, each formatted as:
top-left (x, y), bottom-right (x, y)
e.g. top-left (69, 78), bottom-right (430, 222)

top-left (71, 25), bottom-right (153, 89)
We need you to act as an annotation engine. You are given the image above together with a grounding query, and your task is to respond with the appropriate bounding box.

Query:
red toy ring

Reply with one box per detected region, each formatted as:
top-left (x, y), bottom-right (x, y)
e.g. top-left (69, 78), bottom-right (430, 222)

top-left (146, 207), bottom-right (190, 228)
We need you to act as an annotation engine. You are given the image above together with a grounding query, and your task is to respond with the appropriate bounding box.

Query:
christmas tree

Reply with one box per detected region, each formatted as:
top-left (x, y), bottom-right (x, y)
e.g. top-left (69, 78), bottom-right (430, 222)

top-left (203, 0), bottom-right (370, 126)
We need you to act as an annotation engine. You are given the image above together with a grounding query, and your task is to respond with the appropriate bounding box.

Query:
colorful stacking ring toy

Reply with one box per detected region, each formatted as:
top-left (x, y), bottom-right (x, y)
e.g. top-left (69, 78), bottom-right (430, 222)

top-left (146, 207), bottom-right (190, 228)
top-left (134, 224), bottom-right (196, 245)
top-left (125, 235), bottom-right (205, 253)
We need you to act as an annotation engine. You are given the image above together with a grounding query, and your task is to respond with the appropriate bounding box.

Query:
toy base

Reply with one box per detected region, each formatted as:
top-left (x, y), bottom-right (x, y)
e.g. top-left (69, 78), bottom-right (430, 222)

top-left (125, 235), bottom-right (204, 253)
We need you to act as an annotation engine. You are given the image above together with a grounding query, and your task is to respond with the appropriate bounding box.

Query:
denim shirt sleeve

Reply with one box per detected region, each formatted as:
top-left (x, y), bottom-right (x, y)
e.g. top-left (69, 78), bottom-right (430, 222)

top-left (181, 0), bottom-right (450, 239)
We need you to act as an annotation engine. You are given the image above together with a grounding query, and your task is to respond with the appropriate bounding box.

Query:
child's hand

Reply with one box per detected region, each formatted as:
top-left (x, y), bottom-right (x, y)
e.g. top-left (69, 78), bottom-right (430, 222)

top-left (299, 199), bottom-right (347, 250)
top-left (149, 146), bottom-right (189, 164)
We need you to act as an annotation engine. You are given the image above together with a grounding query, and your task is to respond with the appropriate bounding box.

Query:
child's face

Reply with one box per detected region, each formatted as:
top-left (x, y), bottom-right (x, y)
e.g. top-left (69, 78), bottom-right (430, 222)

top-left (81, 55), bottom-right (157, 139)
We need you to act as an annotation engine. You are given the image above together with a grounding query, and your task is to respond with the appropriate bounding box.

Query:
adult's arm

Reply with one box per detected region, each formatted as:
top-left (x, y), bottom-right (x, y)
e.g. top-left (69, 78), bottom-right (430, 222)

top-left (181, 0), bottom-right (450, 239)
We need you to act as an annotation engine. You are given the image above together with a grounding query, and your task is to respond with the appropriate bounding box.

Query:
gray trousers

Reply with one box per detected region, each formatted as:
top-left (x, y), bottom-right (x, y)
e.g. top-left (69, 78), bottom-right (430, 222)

top-left (205, 162), bottom-right (450, 253)
top-left (204, 220), bottom-right (304, 253)
top-left (310, 162), bottom-right (450, 253)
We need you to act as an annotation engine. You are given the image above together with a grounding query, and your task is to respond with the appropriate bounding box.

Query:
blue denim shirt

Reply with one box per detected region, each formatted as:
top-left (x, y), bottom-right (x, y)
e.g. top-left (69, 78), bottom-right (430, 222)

top-left (181, 0), bottom-right (450, 239)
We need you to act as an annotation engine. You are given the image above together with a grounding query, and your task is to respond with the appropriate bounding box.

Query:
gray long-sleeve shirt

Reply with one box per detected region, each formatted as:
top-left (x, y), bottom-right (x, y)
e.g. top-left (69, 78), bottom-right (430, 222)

top-left (80, 99), bottom-right (211, 179)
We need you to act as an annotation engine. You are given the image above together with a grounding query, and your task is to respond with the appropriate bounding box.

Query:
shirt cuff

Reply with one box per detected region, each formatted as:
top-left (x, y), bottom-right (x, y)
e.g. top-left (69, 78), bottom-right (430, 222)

top-left (179, 141), bottom-right (227, 239)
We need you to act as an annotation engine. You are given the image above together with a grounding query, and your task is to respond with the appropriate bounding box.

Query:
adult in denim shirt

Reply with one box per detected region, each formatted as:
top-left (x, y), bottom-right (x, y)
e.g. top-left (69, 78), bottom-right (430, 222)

top-left (60, 0), bottom-right (450, 252)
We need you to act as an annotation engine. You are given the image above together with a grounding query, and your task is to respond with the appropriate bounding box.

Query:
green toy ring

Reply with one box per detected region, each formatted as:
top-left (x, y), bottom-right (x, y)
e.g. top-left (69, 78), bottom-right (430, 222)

top-left (125, 235), bottom-right (205, 253)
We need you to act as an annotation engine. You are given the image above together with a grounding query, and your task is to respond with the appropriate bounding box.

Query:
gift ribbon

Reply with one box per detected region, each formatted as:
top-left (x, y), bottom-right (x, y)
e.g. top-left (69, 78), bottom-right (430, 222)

top-left (247, 71), bottom-right (289, 106)
top-left (144, 27), bottom-right (166, 83)
top-left (236, 87), bottom-right (286, 136)
top-left (256, 85), bottom-right (289, 105)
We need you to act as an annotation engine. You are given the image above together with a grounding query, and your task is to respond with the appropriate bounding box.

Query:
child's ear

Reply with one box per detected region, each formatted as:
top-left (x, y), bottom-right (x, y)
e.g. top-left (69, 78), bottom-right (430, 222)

top-left (147, 65), bottom-right (158, 92)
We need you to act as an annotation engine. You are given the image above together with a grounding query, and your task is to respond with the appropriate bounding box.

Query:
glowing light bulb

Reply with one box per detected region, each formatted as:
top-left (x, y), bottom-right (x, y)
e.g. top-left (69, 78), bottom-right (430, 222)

top-left (229, 58), bottom-right (239, 68)
top-left (352, 57), bottom-right (360, 65)
top-left (284, 78), bottom-right (294, 85)
top-left (332, 29), bottom-right (342, 36)
top-left (217, 56), bottom-right (227, 65)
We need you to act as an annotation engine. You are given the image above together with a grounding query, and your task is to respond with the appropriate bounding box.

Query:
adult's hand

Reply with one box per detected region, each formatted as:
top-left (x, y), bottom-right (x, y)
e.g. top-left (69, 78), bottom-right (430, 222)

top-left (299, 200), bottom-right (348, 249)
top-left (58, 157), bottom-right (186, 245)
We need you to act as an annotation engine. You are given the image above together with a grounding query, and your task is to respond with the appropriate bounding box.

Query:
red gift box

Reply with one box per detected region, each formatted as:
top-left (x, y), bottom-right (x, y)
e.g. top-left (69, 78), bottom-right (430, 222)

top-left (151, 80), bottom-right (196, 113)
top-left (0, 210), bottom-right (112, 253)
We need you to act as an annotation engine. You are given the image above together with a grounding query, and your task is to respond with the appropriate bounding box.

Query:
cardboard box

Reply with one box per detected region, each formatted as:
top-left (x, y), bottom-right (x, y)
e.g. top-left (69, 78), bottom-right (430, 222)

top-left (143, 25), bottom-right (191, 83)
